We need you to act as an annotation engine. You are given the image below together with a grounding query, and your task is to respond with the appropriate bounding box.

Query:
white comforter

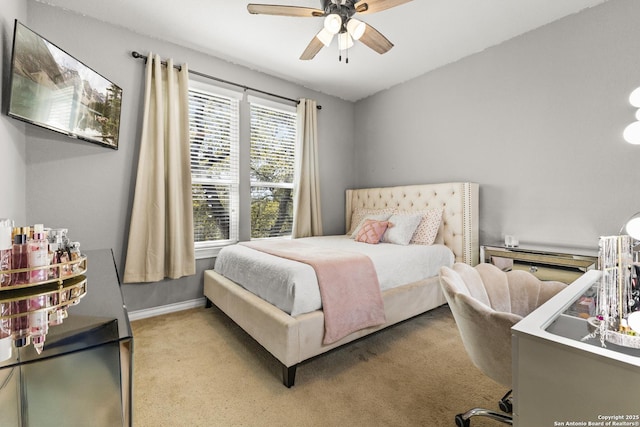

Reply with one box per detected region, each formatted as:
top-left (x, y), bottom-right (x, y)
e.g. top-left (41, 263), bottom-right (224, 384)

top-left (213, 235), bottom-right (454, 317)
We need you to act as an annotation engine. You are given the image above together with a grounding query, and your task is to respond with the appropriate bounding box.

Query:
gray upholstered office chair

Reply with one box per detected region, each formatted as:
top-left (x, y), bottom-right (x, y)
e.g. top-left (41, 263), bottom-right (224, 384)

top-left (439, 262), bottom-right (566, 427)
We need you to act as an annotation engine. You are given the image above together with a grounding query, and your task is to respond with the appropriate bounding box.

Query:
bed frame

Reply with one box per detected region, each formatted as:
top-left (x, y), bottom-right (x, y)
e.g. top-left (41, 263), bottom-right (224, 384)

top-left (204, 182), bottom-right (479, 387)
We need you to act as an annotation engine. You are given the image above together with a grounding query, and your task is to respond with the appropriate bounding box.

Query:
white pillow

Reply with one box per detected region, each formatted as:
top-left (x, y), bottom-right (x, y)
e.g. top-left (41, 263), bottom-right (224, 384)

top-left (382, 213), bottom-right (423, 245)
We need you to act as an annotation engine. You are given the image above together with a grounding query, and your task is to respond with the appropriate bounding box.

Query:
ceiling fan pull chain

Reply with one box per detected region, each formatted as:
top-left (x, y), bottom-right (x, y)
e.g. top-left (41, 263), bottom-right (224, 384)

top-left (338, 49), bottom-right (349, 63)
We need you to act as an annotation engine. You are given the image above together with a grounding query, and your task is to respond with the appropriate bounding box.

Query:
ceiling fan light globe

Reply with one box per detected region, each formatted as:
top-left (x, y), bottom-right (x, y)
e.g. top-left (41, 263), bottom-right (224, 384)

top-left (626, 216), bottom-right (640, 240)
top-left (338, 32), bottom-right (354, 50)
top-left (316, 28), bottom-right (334, 47)
top-left (630, 87), bottom-right (640, 108)
top-left (347, 19), bottom-right (366, 40)
top-left (324, 14), bottom-right (342, 34)
top-left (623, 121), bottom-right (640, 144)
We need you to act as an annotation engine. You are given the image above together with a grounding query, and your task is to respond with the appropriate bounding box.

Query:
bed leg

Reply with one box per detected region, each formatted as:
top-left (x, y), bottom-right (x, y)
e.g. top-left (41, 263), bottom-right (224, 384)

top-left (205, 298), bottom-right (212, 308)
top-left (283, 364), bottom-right (297, 388)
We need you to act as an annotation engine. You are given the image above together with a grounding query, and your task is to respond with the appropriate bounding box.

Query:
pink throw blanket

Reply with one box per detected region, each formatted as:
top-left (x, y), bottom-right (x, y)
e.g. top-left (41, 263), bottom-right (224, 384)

top-left (241, 240), bottom-right (386, 344)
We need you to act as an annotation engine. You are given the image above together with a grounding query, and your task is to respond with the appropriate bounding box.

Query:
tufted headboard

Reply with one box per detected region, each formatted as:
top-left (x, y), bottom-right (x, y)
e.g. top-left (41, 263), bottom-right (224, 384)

top-left (345, 182), bottom-right (479, 265)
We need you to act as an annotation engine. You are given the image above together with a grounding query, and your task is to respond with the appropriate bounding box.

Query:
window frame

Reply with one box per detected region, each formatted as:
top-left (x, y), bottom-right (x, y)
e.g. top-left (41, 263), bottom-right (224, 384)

top-left (189, 81), bottom-right (242, 259)
top-left (248, 96), bottom-right (298, 240)
top-left (188, 82), bottom-right (299, 259)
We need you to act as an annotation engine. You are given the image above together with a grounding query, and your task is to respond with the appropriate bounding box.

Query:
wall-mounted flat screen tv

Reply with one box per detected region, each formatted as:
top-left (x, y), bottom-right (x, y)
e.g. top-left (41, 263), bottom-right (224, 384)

top-left (7, 20), bottom-right (122, 149)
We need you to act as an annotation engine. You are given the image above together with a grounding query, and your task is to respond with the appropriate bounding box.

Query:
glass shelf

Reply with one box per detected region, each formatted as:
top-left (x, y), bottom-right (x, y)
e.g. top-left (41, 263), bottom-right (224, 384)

top-left (0, 256), bottom-right (87, 291)
top-left (0, 275), bottom-right (87, 322)
top-left (0, 255), bottom-right (88, 357)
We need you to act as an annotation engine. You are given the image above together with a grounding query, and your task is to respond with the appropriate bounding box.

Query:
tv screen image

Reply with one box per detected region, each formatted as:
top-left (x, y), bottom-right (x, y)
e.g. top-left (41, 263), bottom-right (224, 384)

top-left (8, 21), bottom-right (122, 149)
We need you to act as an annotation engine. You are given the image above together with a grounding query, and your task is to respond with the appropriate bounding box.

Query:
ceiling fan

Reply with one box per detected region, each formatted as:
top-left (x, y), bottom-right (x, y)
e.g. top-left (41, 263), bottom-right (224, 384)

top-left (247, 0), bottom-right (413, 61)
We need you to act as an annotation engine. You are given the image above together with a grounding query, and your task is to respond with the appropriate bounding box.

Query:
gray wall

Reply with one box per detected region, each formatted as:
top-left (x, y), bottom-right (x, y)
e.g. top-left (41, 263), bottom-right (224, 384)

top-left (353, 0), bottom-right (640, 250)
top-left (14, 2), bottom-right (356, 311)
top-left (5, 0), bottom-right (639, 311)
top-left (0, 0), bottom-right (27, 224)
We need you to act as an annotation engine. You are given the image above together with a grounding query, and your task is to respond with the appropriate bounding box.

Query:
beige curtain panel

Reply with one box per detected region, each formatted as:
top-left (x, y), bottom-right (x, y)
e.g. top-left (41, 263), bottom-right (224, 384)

top-left (292, 98), bottom-right (322, 238)
top-left (123, 53), bottom-right (195, 283)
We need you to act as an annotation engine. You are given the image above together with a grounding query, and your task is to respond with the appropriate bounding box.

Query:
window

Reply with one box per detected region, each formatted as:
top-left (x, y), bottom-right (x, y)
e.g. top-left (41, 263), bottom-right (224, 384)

top-left (188, 85), bottom-right (240, 253)
top-left (250, 101), bottom-right (297, 239)
top-left (188, 84), bottom-right (297, 257)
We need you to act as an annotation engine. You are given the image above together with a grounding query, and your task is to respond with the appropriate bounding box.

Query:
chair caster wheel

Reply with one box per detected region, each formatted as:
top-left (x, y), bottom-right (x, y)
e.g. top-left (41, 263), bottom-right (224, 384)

top-left (455, 414), bottom-right (470, 427)
top-left (499, 399), bottom-right (513, 413)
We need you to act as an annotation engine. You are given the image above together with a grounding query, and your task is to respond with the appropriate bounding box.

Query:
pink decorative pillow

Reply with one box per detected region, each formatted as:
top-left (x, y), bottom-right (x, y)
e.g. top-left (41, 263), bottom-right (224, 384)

top-left (408, 208), bottom-right (444, 245)
top-left (355, 219), bottom-right (389, 244)
top-left (347, 207), bottom-right (394, 235)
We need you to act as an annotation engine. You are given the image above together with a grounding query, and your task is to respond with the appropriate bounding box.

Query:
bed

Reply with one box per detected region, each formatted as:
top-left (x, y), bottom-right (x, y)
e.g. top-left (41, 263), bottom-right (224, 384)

top-left (204, 182), bottom-right (479, 387)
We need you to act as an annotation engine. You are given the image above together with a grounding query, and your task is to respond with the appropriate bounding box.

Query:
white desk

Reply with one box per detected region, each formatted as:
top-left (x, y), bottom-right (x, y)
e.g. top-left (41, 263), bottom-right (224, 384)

top-left (512, 270), bottom-right (640, 427)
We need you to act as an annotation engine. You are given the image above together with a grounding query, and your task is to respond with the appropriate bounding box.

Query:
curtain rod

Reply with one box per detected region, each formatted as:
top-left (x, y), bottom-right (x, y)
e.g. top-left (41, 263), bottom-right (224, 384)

top-left (131, 51), bottom-right (321, 110)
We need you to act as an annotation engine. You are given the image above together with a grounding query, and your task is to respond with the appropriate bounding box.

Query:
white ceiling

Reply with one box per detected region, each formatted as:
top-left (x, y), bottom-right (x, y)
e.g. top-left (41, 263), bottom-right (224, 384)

top-left (36, 0), bottom-right (610, 102)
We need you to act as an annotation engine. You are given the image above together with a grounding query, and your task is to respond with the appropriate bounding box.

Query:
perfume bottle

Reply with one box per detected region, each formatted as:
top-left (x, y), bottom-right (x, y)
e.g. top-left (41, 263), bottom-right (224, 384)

top-left (0, 220), bottom-right (12, 287)
top-left (29, 294), bottom-right (48, 354)
top-left (28, 224), bottom-right (49, 283)
top-left (48, 291), bottom-right (62, 326)
top-left (11, 227), bottom-right (29, 285)
top-left (49, 308), bottom-right (67, 326)
top-left (11, 302), bottom-right (30, 347)
top-left (69, 241), bottom-right (81, 273)
top-left (50, 229), bottom-right (71, 277)
top-left (47, 239), bottom-right (58, 280)
top-left (0, 302), bottom-right (12, 361)
top-left (0, 222), bottom-right (13, 355)
top-left (10, 226), bottom-right (31, 345)
top-left (0, 266), bottom-right (12, 358)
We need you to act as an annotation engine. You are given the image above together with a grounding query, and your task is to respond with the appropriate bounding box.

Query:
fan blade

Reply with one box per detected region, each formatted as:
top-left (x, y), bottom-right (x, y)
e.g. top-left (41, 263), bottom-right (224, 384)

top-left (359, 23), bottom-right (393, 54)
top-left (300, 32), bottom-right (328, 60)
top-left (354, 0), bottom-right (412, 14)
top-left (247, 4), bottom-right (325, 17)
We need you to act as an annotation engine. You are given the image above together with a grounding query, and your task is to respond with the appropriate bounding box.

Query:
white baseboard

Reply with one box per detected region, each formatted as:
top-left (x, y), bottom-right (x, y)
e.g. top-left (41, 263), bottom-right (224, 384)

top-left (128, 297), bottom-right (208, 321)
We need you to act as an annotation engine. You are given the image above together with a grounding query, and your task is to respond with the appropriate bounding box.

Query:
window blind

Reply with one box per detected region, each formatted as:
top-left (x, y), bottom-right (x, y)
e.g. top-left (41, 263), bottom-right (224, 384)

top-left (189, 87), bottom-right (239, 245)
top-left (249, 102), bottom-right (297, 238)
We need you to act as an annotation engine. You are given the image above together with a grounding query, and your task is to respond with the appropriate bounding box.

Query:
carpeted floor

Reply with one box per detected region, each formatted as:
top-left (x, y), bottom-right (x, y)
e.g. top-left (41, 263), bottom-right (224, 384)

top-left (131, 304), bottom-right (507, 426)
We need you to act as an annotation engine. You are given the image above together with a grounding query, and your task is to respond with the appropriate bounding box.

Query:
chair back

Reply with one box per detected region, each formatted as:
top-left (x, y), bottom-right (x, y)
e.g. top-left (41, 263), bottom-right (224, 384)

top-left (440, 262), bottom-right (567, 388)
top-left (439, 263), bottom-right (521, 388)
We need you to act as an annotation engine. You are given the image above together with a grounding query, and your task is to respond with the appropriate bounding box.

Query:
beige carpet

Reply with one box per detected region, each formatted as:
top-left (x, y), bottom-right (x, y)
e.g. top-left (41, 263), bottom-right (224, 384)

top-left (131, 305), bottom-right (507, 427)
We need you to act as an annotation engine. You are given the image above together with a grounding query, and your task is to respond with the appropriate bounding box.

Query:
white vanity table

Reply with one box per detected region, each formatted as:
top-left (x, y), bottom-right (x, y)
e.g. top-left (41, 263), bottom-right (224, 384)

top-left (512, 270), bottom-right (640, 427)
